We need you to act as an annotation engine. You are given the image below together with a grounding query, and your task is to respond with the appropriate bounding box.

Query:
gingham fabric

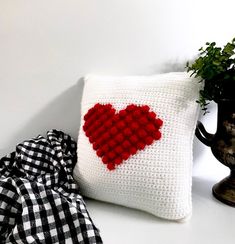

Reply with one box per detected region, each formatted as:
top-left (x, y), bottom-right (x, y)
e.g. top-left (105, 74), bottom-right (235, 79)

top-left (0, 130), bottom-right (102, 244)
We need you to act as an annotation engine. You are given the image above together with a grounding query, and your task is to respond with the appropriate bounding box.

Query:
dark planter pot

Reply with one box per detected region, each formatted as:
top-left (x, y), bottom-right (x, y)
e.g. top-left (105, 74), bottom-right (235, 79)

top-left (196, 99), bottom-right (235, 206)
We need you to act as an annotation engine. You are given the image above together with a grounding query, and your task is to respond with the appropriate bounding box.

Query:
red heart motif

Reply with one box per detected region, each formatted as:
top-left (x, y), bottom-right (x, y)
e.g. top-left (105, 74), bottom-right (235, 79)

top-left (83, 103), bottom-right (163, 170)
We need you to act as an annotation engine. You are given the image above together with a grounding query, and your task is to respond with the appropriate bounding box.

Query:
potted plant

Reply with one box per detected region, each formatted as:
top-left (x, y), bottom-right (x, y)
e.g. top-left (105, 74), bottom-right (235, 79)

top-left (186, 38), bottom-right (235, 207)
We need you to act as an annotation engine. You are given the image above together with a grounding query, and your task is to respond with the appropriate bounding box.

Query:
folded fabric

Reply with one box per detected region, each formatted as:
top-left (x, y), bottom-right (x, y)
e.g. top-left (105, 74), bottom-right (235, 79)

top-left (0, 130), bottom-right (102, 244)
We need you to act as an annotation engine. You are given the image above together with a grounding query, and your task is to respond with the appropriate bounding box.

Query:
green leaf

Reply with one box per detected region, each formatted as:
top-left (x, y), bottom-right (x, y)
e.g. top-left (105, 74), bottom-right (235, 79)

top-left (186, 37), bottom-right (235, 114)
top-left (212, 60), bottom-right (221, 66)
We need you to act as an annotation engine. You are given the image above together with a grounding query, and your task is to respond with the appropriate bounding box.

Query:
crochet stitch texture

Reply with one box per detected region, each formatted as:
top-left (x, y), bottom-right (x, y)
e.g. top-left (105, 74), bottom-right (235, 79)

top-left (74, 72), bottom-right (200, 221)
top-left (83, 103), bottom-right (163, 170)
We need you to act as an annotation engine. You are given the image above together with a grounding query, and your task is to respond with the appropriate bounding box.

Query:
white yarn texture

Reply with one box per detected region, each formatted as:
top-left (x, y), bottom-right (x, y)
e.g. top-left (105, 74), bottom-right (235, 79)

top-left (73, 72), bottom-right (200, 221)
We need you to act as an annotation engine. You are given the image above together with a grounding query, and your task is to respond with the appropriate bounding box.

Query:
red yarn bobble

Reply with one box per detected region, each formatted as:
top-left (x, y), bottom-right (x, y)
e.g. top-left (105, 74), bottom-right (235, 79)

top-left (83, 103), bottom-right (163, 170)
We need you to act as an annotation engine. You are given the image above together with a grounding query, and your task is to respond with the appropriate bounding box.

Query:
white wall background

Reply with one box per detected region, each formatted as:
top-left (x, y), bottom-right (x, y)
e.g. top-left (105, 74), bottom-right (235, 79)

top-left (0, 0), bottom-right (234, 156)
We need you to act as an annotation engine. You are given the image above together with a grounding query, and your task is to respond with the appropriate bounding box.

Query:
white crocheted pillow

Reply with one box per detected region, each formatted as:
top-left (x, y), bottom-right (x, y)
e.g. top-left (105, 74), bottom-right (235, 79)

top-left (73, 72), bottom-right (200, 221)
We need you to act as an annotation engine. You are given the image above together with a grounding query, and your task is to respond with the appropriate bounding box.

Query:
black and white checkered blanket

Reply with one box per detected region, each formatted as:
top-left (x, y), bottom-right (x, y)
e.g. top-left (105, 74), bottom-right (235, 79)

top-left (0, 130), bottom-right (102, 244)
